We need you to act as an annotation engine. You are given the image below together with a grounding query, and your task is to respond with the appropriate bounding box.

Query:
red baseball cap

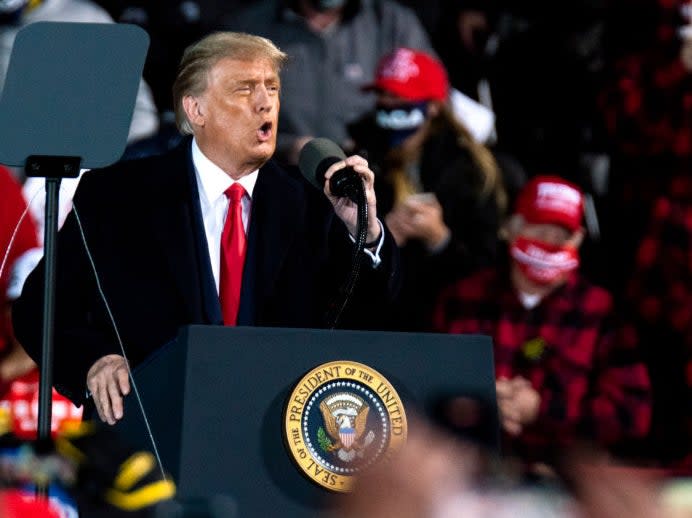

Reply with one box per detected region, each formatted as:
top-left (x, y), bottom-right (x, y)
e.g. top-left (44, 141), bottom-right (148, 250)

top-left (515, 175), bottom-right (584, 232)
top-left (363, 48), bottom-right (449, 102)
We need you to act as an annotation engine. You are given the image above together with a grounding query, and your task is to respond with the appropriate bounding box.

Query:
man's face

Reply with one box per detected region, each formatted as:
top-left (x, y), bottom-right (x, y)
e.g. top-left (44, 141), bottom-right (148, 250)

top-left (193, 57), bottom-right (280, 177)
top-left (508, 219), bottom-right (583, 289)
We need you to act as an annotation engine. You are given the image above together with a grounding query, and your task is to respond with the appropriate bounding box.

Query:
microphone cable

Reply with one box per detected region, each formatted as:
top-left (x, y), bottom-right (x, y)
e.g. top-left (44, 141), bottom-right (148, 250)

top-left (0, 189), bottom-right (40, 283)
top-left (326, 178), bottom-right (368, 329)
top-left (298, 138), bottom-right (377, 329)
top-left (71, 204), bottom-right (167, 481)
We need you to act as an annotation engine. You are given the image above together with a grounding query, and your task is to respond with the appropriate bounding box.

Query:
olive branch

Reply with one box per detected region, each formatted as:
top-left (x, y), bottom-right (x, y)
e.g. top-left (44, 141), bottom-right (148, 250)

top-left (317, 427), bottom-right (333, 452)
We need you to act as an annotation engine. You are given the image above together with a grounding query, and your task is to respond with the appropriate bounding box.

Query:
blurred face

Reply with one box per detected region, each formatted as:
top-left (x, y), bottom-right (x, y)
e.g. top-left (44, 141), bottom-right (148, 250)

top-left (508, 220), bottom-right (583, 288)
top-left (186, 57), bottom-right (280, 178)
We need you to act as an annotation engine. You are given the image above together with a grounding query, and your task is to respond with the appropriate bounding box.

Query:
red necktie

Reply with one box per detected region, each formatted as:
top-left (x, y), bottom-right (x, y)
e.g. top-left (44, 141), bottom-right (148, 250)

top-left (219, 183), bottom-right (247, 326)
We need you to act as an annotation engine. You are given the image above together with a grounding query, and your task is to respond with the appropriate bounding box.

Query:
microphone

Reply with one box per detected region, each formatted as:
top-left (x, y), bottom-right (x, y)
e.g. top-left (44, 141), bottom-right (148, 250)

top-left (298, 138), bottom-right (362, 203)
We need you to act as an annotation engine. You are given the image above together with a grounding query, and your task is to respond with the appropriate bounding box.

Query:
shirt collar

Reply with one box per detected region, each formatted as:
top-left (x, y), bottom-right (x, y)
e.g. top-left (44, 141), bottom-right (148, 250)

top-left (191, 137), bottom-right (259, 203)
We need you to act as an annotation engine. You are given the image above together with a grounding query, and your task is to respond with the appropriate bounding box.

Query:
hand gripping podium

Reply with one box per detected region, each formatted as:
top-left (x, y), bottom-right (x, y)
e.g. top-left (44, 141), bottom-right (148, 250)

top-left (114, 325), bottom-right (498, 517)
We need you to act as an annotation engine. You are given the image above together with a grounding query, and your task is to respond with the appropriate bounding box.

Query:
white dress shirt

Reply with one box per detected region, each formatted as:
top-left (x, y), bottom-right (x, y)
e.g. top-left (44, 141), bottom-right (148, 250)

top-left (192, 139), bottom-right (257, 293)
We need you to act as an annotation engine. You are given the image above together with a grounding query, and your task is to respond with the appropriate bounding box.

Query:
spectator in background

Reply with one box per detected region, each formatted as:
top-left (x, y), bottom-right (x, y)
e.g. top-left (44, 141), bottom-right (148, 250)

top-left (433, 176), bottom-right (651, 470)
top-left (348, 48), bottom-right (519, 331)
top-left (623, 179), bottom-right (692, 469)
top-left (598, 0), bottom-right (692, 293)
top-left (221, 0), bottom-right (434, 164)
top-left (598, 0), bottom-right (692, 469)
top-left (431, 1), bottom-right (610, 180)
top-left (431, 1), bottom-right (613, 289)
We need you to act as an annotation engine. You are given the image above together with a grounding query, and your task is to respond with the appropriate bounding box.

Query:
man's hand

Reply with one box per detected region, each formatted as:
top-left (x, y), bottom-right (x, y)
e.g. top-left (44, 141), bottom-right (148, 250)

top-left (86, 354), bottom-right (130, 425)
top-left (323, 155), bottom-right (380, 244)
top-left (496, 376), bottom-right (541, 436)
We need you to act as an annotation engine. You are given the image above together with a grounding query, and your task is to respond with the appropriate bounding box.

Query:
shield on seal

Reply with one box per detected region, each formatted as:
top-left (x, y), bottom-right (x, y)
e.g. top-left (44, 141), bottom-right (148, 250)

top-left (339, 426), bottom-right (356, 449)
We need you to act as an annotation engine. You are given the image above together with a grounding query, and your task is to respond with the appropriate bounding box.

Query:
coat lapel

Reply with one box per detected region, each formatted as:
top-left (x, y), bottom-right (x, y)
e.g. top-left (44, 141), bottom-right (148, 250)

top-left (238, 161), bottom-right (304, 325)
top-left (145, 140), bottom-right (215, 323)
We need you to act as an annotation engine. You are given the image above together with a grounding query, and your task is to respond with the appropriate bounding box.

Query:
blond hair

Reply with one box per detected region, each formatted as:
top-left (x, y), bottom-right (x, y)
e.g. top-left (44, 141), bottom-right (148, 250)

top-left (440, 104), bottom-right (507, 215)
top-left (172, 32), bottom-right (288, 134)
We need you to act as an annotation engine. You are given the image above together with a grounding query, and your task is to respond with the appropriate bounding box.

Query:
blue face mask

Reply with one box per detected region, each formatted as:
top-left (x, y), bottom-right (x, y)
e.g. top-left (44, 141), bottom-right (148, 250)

top-left (375, 101), bottom-right (428, 147)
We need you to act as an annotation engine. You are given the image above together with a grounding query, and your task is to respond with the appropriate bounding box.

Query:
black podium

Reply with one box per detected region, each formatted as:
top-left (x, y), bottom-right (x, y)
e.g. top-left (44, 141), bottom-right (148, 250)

top-left (115, 325), bottom-right (497, 517)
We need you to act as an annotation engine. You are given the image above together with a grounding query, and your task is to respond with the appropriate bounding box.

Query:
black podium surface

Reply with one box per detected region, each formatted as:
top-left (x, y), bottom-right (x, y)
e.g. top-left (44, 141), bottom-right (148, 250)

top-left (115, 325), bottom-right (497, 517)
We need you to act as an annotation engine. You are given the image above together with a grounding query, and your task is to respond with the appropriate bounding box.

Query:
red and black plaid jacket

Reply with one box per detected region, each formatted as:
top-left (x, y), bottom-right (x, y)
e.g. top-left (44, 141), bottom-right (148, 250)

top-left (432, 266), bottom-right (652, 463)
top-left (626, 175), bottom-right (692, 468)
top-left (629, 177), bottom-right (692, 337)
top-left (601, 0), bottom-right (692, 159)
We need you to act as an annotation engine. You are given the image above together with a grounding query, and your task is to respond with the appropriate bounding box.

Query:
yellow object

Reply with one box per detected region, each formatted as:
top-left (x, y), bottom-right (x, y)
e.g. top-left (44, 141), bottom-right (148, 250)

top-left (105, 480), bottom-right (176, 511)
top-left (0, 406), bottom-right (11, 436)
top-left (114, 452), bottom-right (156, 491)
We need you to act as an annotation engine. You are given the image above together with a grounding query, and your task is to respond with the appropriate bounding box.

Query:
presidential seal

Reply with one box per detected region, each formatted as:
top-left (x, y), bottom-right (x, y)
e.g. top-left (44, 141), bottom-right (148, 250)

top-left (284, 360), bottom-right (407, 492)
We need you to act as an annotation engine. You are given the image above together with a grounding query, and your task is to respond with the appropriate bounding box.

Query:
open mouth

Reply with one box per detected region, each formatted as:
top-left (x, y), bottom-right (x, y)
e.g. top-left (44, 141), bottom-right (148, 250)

top-left (258, 121), bottom-right (273, 140)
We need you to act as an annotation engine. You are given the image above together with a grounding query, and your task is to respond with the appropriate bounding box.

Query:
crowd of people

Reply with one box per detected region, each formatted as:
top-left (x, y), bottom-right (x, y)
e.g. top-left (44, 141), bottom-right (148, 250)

top-left (0, 0), bottom-right (690, 515)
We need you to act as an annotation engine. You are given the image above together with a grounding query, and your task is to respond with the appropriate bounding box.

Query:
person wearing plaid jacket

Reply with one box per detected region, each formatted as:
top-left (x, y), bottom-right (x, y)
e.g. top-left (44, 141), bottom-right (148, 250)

top-left (624, 175), bottom-right (692, 469)
top-left (601, 0), bottom-right (692, 161)
top-left (599, 0), bottom-right (692, 469)
top-left (598, 0), bottom-right (692, 297)
top-left (433, 176), bottom-right (652, 466)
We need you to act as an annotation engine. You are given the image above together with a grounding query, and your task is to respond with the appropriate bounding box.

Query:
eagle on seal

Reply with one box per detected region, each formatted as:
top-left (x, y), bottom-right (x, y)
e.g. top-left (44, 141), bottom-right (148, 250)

top-left (319, 400), bottom-right (369, 452)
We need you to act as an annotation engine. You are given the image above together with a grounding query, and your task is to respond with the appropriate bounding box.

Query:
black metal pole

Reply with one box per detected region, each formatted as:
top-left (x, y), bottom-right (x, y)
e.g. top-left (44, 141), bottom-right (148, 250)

top-left (36, 176), bottom-right (61, 497)
top-left (38, 176), bottom-right (61, 438)
top-left (24, 156), bottom-right (79, 500)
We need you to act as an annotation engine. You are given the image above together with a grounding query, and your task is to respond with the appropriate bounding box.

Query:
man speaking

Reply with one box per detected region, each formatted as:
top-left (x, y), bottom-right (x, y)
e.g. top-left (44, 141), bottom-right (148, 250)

top-left (12, 32), bottom-right (399, 425)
